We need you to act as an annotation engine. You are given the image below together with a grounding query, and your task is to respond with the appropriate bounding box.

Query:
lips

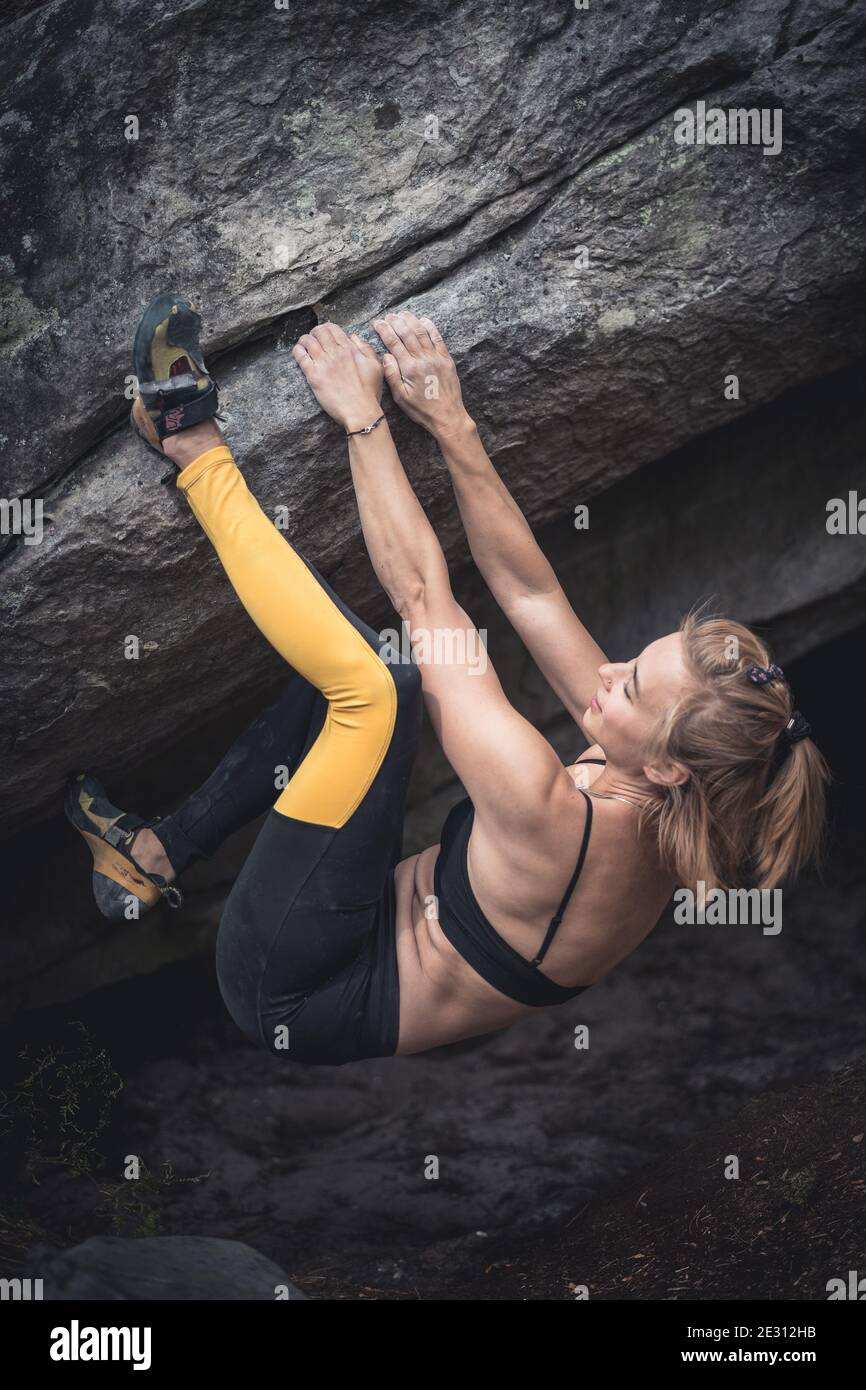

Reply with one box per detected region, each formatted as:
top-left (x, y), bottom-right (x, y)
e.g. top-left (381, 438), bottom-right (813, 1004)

top-left (591, 694), bottom-right (602, 713)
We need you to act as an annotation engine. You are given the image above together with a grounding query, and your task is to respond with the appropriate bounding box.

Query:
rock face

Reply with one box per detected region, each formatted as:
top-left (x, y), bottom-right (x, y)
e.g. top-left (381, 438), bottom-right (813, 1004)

top-left (35, 1235), bottom-right (310, 1300)
top-left (2, 0), bottom-right (866, 837)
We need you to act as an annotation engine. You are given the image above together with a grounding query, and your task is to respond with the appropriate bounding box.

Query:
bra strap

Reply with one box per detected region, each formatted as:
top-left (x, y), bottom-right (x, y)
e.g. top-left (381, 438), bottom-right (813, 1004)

top-left (530, 791), bottom-right (593, 968)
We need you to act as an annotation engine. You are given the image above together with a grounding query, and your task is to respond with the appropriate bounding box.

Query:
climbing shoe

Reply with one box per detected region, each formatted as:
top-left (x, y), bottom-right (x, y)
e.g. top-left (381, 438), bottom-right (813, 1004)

top-left (65, 771), bottom-right (183, 921)
top-left (129, 290), bottom-right (222, 458)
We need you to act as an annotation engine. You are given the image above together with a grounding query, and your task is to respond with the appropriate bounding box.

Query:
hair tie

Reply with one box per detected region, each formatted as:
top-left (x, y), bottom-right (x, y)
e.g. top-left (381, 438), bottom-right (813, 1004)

top-left (747, 663), bottom-right (785, 685)
top-left (746, 665), bottom-right (813, 771)
top-left (769, 708), bottom-right (812, 777)
top-left (783, 710), bottom-right (811, 745)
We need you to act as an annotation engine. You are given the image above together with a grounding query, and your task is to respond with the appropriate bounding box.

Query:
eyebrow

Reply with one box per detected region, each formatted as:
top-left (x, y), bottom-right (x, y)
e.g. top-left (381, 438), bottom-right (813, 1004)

top-left (632, 659), bottom-right (640, 699)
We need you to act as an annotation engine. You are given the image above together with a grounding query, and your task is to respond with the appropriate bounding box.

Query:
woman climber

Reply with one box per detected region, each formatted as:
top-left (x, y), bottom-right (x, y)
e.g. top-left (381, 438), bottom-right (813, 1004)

top-left (66, 292), bottom-right (829, 1064)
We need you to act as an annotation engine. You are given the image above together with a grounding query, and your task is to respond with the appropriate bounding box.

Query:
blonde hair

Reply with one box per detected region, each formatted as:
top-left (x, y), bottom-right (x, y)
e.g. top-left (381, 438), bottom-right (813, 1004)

top-left (639, 604), bottom-right (830, 891)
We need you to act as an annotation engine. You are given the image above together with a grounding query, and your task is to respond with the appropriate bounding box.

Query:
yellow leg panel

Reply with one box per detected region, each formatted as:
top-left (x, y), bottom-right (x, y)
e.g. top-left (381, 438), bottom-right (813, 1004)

top-left (177, 446), bottom-right (397, 829)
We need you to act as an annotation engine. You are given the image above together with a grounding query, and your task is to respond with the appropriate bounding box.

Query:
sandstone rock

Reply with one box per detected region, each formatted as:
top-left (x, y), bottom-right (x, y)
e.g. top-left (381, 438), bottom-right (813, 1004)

top-left (1, 0), bottom-right (865, 835)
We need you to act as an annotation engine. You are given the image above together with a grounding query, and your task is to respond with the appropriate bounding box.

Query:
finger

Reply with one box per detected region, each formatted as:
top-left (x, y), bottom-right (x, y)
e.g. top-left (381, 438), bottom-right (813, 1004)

top-left (419, 316), bottom-right (446, 350)
top-left (310, 321), bottom-right (347, 351)
top-left (397, 308), bottom-right (434, 348)
top-left (386, 310), bottom-right (423, 356)
top-left (372, 315), bottom-right (412, 369)
top-left (353, 335), bottom-right (386, 400)
top-left (296, 332), bottom-right (324, 360)
top-left (381, 352), bottom-right (407, 395)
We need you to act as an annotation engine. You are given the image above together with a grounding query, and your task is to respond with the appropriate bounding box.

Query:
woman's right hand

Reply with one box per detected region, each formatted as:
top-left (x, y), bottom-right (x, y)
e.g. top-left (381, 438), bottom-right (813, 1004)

top-left (372, 310), bottom-right (473, 440)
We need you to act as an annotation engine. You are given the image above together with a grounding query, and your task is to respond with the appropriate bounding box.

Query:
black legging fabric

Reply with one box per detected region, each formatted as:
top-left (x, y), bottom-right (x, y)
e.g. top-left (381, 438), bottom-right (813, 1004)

top-left (152, 555), bottom-right (423, 1066)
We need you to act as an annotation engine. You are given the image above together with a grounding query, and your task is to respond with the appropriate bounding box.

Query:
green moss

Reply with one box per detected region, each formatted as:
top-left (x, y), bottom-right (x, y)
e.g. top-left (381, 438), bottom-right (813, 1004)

top-left (780, 1165), bottom-right (819, 1209)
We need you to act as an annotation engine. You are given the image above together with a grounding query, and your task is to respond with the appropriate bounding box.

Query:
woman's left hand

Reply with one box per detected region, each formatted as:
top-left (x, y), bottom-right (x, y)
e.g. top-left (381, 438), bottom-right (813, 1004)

top-left (293, 322), bottom-right (384, 431)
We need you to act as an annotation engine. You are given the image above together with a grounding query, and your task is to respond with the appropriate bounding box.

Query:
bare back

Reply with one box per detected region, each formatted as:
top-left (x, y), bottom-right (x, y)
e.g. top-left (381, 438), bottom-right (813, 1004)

top-left (393, 751), bottom-right (675, 1055)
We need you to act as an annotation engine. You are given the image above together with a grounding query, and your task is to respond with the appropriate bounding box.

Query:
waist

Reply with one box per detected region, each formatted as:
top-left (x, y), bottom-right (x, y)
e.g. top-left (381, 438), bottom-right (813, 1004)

top-left (395, 850), bottom-right (544, 1054)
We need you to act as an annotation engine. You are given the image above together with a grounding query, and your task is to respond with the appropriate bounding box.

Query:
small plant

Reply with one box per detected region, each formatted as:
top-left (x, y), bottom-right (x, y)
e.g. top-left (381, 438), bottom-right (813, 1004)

top-left (94, 1160), bottom-right (211, 1238)
top-left (0, 1201), bottom-right (58, 1277)
top-left (0, 1021), bottom-right (123, 1181)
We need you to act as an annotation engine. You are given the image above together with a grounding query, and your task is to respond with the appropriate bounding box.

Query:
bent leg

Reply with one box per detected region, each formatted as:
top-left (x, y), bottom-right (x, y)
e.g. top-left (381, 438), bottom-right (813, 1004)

top-left (175, 442), bottom-right (423, 1061)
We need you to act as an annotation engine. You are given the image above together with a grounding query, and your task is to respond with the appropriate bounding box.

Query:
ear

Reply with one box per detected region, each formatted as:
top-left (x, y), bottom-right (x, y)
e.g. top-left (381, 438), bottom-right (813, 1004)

top-left (644, 760), bottom-right (690, 788)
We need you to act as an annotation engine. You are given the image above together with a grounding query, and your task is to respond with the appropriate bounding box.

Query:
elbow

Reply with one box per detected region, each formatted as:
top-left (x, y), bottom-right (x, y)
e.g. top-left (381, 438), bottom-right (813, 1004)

top-left (389, 549), bottom-right (452, 623)
top-left (393, 577), bottom-right (429, 624)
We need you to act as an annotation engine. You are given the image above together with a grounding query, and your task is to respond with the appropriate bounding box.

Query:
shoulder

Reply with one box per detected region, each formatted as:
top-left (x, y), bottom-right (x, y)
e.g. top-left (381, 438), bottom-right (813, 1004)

top-left (472, 754), bottom-right (586, 850)
top-left (468, 774), bottom-right (594, 917)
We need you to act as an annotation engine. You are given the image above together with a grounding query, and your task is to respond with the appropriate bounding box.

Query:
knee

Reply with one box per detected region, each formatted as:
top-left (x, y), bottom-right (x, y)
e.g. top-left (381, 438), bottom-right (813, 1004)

top-left (331, 652), bottom-right (399, 738)
top-left (337, 643), bottom-right (419, 720)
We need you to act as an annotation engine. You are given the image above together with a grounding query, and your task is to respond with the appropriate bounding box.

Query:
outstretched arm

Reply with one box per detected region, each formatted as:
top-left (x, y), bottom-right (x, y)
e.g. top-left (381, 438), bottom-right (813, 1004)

top-left (292, 321), bottom-right (565, 830)
top-left (292, 320), bottom-right (448, 615)
top-left (372, 311), bottom-right (609, 738)
top-left (436, 416), bottom-right (609, 737)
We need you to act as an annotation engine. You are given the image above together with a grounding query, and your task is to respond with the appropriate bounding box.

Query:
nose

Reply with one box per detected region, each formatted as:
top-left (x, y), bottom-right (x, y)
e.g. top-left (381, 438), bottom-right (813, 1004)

top-left (598, 661), bottom-right (626, 688)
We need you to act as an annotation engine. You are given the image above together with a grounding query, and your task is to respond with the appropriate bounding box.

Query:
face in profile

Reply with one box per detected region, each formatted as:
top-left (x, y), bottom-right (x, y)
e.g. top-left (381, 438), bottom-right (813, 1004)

top-left (583, 631), bottom-right (692, 776)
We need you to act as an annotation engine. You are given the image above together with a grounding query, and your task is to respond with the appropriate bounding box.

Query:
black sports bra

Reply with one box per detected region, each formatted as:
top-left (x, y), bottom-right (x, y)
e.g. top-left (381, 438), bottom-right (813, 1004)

top-left (432, 754), bottom-right (604, 1007)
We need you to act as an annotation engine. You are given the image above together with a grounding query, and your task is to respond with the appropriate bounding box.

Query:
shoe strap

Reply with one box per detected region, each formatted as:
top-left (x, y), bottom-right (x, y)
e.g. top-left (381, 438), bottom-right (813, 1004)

top-left (103, 813), bottom-right (146, 848)
top-left (159, 383), bottom-right (219, 437)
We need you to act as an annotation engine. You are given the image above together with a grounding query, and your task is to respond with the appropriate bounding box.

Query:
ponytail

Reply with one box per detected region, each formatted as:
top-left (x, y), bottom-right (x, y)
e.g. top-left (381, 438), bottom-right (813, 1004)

top-left (753, 735), bottom-right (830, 890)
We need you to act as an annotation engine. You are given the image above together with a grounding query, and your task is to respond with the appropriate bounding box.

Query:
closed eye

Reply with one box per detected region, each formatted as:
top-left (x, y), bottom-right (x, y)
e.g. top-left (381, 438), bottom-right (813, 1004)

top-left (624, 659), bottom-right (638, 703)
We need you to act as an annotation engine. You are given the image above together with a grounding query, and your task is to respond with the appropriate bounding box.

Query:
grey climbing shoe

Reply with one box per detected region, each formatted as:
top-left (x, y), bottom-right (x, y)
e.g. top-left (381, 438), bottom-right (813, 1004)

top-left (129, 290), bottom-right (221, 456)
top-left (65, 771), bottom-right (182, 920)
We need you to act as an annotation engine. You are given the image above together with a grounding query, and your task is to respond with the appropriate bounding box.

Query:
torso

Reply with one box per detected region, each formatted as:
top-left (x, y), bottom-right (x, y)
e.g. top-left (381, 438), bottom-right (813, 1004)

top-left (392, 746), bottom-right (675, 1055)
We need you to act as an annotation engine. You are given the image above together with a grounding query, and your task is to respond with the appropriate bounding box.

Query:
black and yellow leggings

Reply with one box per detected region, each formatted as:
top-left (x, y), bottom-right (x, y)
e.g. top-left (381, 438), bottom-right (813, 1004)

top-left (151, 445), bottom-right (422, 1065)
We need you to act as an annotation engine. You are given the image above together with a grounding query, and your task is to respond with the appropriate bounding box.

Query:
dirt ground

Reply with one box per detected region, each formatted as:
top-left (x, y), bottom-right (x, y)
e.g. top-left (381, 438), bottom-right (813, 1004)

top-left (306, 1061), bottom-right (866, 1300)
top-left (3, 819), bottom-right (864, 1300)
